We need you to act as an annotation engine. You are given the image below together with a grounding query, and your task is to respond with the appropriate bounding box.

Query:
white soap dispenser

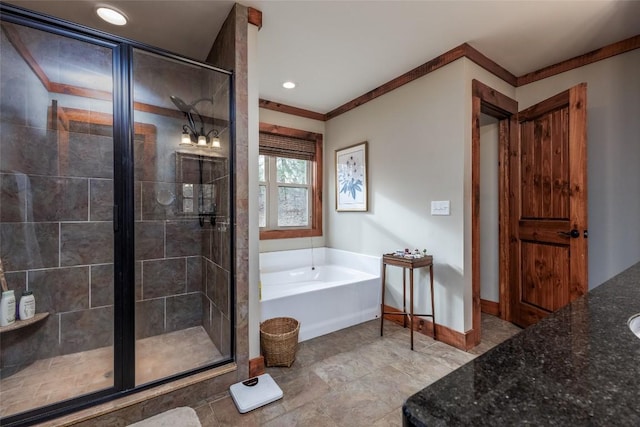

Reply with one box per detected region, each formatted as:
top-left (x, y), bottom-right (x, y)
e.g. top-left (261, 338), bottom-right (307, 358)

top-left (0, 290), bottom-right (16, 326)
top-left (19, 290), bottom-right (36, 320)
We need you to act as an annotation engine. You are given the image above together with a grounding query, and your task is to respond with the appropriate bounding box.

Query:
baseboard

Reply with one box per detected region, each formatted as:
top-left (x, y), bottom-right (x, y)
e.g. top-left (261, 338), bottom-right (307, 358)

top-left (382, 304), bottom-right (469, 351)
top-left (249, 356), bottom-right (265, 377)
top-left (480, 299), bottom-right (500, 316)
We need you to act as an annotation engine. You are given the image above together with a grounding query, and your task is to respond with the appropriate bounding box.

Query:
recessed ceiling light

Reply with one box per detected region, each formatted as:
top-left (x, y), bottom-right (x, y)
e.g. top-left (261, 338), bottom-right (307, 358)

top-left (96, 7), bottom-right (128, 26)
top-left (282, 81), bottom-right (296, 89)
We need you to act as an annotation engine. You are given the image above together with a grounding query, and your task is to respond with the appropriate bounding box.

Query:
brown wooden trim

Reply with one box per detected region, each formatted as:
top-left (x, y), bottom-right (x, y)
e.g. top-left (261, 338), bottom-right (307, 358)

top-left (134, 101), bottom-right (185, 120)
top-left (517, 34), bottom-right (640, 86)
top-left (568, 83), bottom-right (589, 300)
top-left (324, 44), bottom-right (515, 121)
top-left (382, 304), bottom-right (468, 351)
top-left (498, 118), bottom-right (511, 322)
top-left (259, 99), bottom-right (326, 121)
top-left (472, 80), bottom-right (518, 115)
top-left (259, 123), bottom-right (323, 241)
top-left (312, 133), bottom-right (323, 236)
top-left (2, 27), bottom-right (206, 123)
top-left (518, 89), bottom-right (569, 122)
top-left (268, 34), bottom-right (638, 121)
top-left (326, 44), bottom-right (468, 120)
top-left (60, 107), bottom-right (112, 126)
top-left (464, 44), bottom-right (518, 87)
top-left (480, 299), bottom-right (500, 316)
top-left (259, 123), bottom-right (321, 141)
top-left (49, 82), bottom-right (111, 100)
top-left (470, 95), bottom-right (482, 349)
top-left (508, 115), bottom-right (520, 324)
top-left (260, 228), bottom-right (322, 240)
top-left (248, 7), bottom-right (263, 29)
top-left (472, 83), bottom-right (518, 339)
top-left (248, 356), bottom-right (265, 377)
top-left (59, 106), bottom-right (157, 136)
top-left (2, 22), bottom-right (52, 91)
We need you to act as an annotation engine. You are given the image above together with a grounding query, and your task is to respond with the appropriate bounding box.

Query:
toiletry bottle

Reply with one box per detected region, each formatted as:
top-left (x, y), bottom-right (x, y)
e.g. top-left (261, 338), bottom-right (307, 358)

top-left (19, 291), bottom-right (35, 320)
top-left (0, 290), bottom-right (16, 326)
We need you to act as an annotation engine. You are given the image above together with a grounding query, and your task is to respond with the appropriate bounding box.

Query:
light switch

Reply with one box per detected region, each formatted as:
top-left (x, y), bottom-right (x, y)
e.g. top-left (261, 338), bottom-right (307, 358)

top-left (431, 200), bottom-right (450, 216)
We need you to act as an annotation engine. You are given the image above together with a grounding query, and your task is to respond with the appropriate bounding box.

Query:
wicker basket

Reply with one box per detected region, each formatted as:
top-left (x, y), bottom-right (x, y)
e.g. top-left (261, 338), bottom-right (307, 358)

top-left (260, 317), bottom-right (300, 367)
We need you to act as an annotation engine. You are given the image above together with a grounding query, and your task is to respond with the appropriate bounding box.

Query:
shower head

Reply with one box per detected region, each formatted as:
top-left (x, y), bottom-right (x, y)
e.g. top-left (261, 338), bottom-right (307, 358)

top-left (170, 95), bottom-right (192, 114)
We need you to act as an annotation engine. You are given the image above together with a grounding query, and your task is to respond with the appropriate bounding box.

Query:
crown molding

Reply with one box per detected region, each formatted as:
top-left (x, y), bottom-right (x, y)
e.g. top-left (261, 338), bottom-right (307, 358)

top-left (259, 34), bottom-right (639, 121)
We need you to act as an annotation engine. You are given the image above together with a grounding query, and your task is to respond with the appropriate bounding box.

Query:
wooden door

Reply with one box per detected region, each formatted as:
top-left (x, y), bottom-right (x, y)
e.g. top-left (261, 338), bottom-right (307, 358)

top-left (510, 83), bottom-right (588, 328)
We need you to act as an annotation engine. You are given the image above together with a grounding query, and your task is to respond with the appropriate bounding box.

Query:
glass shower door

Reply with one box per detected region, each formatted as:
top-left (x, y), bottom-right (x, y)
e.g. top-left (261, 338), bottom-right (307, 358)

top-left (131, 49), bottom-right (232, 386)
top-left (1, 7), bottom-right (234, 424)
top-left (0, 22), bottom-right (115, 417)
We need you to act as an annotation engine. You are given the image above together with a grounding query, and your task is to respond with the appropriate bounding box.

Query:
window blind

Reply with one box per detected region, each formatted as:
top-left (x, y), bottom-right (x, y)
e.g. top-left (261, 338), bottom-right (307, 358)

top-left (259, 132), bottom-right (316, 161)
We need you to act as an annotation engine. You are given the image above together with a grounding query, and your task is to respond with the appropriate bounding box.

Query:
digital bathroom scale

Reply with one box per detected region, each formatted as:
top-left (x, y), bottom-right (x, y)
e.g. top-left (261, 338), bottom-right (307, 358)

top-left (229, 373), bottom-right (283, 413)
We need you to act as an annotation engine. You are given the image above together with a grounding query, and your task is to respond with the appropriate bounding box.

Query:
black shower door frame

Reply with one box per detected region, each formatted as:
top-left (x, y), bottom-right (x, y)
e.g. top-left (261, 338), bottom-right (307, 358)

top-left (0, 5), bottom-right (235, 426)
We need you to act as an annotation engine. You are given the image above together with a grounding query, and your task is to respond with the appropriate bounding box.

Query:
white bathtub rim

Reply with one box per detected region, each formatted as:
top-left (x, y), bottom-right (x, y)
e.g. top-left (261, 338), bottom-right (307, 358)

top-left (260, 272), bottom-right (378, 302)
top-left (259, 247), bottom-right (381, 276)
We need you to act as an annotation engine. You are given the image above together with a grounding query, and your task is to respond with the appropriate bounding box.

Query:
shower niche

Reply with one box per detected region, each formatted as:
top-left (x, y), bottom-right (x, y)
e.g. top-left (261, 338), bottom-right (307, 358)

top-left (0, 9), bottom-right (234, 425)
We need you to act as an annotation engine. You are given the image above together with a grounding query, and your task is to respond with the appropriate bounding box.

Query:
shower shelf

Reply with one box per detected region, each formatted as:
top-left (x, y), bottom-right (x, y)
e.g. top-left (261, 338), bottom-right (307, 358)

top-left (0, 312), bottom-right (49, 334)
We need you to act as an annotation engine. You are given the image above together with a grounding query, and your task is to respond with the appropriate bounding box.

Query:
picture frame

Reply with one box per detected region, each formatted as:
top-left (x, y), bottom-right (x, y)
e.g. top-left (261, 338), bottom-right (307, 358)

top-left (335, 141), bottom-right (368, 211)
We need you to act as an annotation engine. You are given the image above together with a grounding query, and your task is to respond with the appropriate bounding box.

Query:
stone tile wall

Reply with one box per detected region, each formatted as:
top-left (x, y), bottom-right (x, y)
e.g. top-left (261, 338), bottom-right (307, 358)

top-left (0, 26), bottom-right (234, 376)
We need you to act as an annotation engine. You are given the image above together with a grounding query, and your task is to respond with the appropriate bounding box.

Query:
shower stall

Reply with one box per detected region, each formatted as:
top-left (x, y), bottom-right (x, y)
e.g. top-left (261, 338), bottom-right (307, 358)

top-left (0, 7), bottom-right (234, 425)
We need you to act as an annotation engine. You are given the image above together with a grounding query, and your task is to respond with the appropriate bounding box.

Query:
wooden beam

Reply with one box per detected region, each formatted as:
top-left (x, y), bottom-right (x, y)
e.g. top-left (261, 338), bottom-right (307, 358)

top-left (248, 7), bottom-right (262, 29)
top-left (321, 36), bottom-right (638, 120)
top-left (517, 34), bottom-right (640, 86)
top-left (49, 82), bottom-right (111, 101)
top-left (259, 122), bottom-right (321, 140)
top-left (259, 99), bottom-right (326, 121)
top-left (1, 22), bottom-right (52, 91)
top-left (325, 44), bottom-right (468, 120)
top-left (472, 79), bottom-right (518, 116)
top-left (464, 43), bottom-right (518, 87)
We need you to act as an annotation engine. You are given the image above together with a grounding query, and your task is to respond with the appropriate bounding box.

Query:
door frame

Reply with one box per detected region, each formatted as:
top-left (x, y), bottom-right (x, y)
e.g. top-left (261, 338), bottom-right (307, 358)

top-left (470, 80), bottom-right (518, 347)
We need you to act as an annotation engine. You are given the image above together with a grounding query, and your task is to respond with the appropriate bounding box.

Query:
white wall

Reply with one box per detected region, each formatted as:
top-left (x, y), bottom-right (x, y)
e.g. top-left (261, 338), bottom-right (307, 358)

top-left (516, 49), bottom-right (640, 289)
top-left (254, 49), bottom-right (639, 336)
top-left (479, 116), bottom-right (499, 303)
top-left (257, 108), bottom-right (327, 253)
top-left (326, 60), bottom-right (468, 332)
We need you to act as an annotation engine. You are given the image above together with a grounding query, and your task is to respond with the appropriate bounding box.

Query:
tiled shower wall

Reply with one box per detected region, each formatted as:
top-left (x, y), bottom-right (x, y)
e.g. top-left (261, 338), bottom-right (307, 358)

top-left (0, 25), bottom-right (232, 374)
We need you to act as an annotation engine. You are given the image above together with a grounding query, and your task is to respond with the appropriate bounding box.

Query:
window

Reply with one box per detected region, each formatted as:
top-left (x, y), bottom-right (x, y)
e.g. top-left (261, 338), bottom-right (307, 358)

top-left (259, 123), bottom-right (323, 239)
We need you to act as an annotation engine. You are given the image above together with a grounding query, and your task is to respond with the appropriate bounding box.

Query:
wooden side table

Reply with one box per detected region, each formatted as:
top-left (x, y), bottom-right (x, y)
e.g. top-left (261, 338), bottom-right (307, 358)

top-left (380, 254), bottom-right (435, 350)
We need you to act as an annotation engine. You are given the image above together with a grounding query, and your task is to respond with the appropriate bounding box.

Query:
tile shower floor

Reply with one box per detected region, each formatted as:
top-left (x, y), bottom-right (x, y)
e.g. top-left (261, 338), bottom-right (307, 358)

top-left (0, 326), bottom-right (221, 418)
top-left (194, 314), bottom-right (521, 426)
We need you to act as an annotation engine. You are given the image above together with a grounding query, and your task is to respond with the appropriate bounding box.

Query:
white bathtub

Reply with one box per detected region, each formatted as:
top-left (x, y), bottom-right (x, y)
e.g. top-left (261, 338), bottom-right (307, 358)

top-left (260, 248), bottom-right (381, 342)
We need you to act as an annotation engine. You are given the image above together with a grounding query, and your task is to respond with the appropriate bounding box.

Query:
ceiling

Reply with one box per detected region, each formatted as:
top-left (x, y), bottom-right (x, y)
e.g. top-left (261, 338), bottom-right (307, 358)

top-left (4, 1), bottom-right (640, 115)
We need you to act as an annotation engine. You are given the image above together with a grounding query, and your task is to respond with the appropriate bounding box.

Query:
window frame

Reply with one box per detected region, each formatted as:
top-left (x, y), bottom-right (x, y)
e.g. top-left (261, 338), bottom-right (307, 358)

top-left (259, 123), bottom-right (323, 240)
top-left (261, 156), bottom-right (312, 229)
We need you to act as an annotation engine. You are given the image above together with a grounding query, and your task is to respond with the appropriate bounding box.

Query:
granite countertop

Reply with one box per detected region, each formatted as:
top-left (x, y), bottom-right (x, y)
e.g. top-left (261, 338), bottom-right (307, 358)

top-left (403, 262), bottom-right (640, 426)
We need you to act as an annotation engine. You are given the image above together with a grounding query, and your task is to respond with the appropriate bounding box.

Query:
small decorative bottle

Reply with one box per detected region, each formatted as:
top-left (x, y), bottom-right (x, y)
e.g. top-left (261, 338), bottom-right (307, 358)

top-left (19, 291), bottom-right (36, 320)
top-left (0, 290), bottom-right (16, 326)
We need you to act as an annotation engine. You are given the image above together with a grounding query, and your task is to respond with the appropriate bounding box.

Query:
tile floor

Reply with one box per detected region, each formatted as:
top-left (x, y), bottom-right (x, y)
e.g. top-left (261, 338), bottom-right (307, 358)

top-left (194, 314), bottom-right (522, 426)
top-left (0, 326), bottom-right (221, 418)
top-left (0, 315), bottom-right (520, 424)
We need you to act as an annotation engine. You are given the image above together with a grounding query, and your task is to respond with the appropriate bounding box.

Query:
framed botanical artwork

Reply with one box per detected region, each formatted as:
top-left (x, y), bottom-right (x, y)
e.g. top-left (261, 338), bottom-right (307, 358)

top-left (335, 141), bottom-right (368, 211)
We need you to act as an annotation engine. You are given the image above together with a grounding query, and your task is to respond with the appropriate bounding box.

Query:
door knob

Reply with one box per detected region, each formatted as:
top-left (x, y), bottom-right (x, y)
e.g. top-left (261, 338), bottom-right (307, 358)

top-left (558, 229), bottom-right (580, 238)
